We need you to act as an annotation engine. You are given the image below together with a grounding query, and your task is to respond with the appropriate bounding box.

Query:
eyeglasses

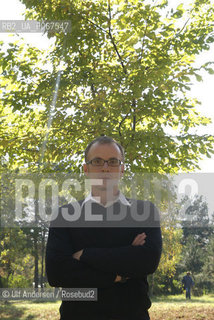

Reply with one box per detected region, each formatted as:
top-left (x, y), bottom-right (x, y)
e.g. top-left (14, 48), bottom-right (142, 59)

top-left (86, 158), bottom-right (122, 167)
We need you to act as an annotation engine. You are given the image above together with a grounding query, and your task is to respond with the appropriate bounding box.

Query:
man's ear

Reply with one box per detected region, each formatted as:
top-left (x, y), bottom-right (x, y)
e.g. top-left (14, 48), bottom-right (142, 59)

top-left (83, 163), bottom-right (88, 176)
top-left (120, 164), bottom-right (125, 176)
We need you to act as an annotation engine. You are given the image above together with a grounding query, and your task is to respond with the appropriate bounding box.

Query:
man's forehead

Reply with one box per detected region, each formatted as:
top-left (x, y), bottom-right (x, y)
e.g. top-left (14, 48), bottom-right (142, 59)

top-left (87, 142), bottom-right (122, 158)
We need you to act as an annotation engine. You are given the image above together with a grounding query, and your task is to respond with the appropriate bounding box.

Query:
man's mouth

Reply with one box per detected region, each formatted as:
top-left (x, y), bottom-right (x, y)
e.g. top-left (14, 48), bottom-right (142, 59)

top-left (99, 176), bottom-right (111, 180)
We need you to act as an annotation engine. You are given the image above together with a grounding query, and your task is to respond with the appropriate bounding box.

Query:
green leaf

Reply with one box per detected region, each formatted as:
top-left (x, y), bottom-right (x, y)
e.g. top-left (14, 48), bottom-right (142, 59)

top-left (195, 74), bottom-right (203, 82)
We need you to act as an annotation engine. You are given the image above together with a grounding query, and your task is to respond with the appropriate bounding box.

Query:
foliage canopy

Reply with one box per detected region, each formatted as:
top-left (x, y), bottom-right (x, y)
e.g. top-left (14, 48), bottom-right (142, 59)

top-left (1, 0), bottom-right (214, 172)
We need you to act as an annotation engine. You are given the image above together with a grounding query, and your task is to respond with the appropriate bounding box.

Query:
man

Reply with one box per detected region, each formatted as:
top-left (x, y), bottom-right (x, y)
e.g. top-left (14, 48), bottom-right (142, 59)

top-left (46, 136), bottom-right (162, 320)
top-left (182, 272), bottom-right (194, 299)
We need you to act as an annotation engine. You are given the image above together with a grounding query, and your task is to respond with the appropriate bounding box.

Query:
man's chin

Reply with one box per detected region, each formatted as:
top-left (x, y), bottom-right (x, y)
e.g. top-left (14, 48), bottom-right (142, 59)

top-left (94, 184), bottom-right (118, 193)
top-left (95, 185), bottom-right (109, 190)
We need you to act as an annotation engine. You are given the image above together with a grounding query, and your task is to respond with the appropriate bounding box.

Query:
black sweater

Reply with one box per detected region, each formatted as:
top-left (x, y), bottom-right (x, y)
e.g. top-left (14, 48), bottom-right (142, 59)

top-left (45, 199), bottom-right (162, 320)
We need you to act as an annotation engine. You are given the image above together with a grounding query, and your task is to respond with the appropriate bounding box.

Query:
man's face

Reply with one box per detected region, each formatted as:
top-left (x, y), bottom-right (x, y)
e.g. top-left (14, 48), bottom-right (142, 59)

top-left (83, 142), bottom-right (124, 190)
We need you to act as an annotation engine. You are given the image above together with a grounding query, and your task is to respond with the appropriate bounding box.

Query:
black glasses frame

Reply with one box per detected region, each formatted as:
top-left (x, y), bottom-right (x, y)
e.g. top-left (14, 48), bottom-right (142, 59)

top-left (86, 158), bottom-right (122, 167)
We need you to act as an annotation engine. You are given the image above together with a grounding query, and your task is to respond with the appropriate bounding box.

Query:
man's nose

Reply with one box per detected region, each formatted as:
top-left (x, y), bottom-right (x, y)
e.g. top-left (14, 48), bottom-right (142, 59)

top-left (102, 162), bottom-right (109, 170)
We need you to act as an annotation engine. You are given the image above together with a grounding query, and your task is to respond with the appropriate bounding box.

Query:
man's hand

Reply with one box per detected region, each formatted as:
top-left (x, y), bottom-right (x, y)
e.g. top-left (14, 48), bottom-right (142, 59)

top-left (114, 275), bottom-right (129, 283)
top-left (132, 232), bottom-right (146, 246)
top-left (114, 233), bottom-right (146, 283)
top-left (114, 275), bottom-right (122, 282)
top-left (72, 249), bottom-right (83, 260)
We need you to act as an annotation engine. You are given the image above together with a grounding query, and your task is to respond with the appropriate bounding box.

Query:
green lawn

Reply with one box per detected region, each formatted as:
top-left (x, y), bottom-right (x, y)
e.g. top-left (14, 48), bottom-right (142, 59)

top-left (150, 294), bottom-right (214, 320)
top-left (151, 294), bottom-right (214, 305)
top-left (0, 300), bottom-right (60, 320)
top-left (0, 294), bottom-right (213, 320)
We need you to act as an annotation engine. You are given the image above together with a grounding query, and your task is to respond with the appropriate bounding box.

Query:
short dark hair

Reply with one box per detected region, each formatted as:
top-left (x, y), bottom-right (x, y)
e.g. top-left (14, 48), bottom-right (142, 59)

top-left (84, 136), bottom-right (125, 162)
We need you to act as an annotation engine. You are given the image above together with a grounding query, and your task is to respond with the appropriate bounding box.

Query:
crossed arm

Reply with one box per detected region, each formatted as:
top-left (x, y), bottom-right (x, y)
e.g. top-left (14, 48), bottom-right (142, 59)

top-left (76, 228), bottom-right (161, 278)
top-left (46, 226), bottom-right (117, 288)
top-left (46, 223), bottom-right (162, 289)
top-left (72, 232), bottom-right (147, 282)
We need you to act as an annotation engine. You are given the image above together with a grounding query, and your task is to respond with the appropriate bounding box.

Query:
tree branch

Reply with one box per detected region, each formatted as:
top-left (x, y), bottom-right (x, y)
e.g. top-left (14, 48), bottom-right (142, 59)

top-left (107, 0), bottom-right (127, 74)
top-left (176, 18), bottom-right (191, 36)
top-left (91, 83), bottom-right (96, 99)
top-left (131, 99), bottom-right (137, 141)
top-left (140, 21), bottom-right (148, 62)
top-left (118, 110), bottom-right (131, 137)
top-left (84, 17), bottom-right (108, 34)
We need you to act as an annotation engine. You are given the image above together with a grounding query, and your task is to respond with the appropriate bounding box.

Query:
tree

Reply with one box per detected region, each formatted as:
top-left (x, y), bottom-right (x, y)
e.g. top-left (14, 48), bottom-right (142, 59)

top-left (149, 218), bottom-right (183, 295)
top-left (0, 0), bottom-right (214, 173)
top-left (202, 232), bottom-right (214, 292)
top-left (0, 228), bottom-right (33, 287)
top-left (1, 0), bottom-right (214, 294)
top-left (178, 196), bottom-right (214, 293)
top-left (181, 195), bottom-right (212, 247)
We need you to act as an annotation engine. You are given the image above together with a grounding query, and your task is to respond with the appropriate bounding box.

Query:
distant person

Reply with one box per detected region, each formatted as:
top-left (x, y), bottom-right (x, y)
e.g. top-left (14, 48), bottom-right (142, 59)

top-left (182, 272), bottom-right (194, 299)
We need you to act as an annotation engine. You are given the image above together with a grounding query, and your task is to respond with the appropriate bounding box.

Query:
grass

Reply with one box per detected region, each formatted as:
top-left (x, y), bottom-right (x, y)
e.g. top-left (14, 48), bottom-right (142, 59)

top-left (0, 300), bottom-right (60, 320)
top-left (0, 294), bottom-right (213, 319)
top-left (150, 294), bottom-right (214, 320)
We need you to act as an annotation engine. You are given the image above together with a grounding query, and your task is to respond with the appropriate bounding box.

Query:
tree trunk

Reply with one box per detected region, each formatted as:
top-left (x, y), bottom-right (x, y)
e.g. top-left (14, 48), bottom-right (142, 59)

top-left (33, 229), bottom-right (39, 288)
top-left (40, 228), bottom-right (46, 288)
top-left (150, 274), bottom-right (154, 296)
